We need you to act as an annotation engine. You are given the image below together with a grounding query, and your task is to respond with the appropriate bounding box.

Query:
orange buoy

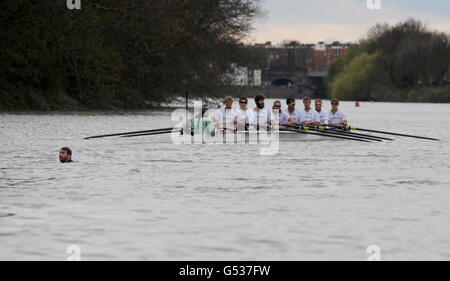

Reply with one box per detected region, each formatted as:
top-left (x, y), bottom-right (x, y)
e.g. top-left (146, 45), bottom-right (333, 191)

top-left (355, 101), bottom-right (360, 107)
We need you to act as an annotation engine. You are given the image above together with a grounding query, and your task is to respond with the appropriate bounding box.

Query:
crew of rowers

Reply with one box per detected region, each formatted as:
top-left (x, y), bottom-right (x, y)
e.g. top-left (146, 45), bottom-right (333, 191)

top-left (191, 95), bottom-right (348, 134)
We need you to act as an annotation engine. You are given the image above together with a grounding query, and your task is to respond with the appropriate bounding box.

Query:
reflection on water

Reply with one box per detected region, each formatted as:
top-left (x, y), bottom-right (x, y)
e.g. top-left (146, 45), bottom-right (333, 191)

top-left (1, 101), bottom-right (450, 260)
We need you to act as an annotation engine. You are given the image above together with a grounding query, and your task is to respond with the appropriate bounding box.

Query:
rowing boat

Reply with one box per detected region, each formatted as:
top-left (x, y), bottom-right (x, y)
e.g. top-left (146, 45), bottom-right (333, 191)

top-left (84, 123), bottom-right (441, 143)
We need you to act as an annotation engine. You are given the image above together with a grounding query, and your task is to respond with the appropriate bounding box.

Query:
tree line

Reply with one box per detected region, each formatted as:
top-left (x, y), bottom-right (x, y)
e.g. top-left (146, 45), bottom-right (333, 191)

top-left (0, 0), bottom-right (262, 110)
top-left (326, 19), bottom-right (450, 102)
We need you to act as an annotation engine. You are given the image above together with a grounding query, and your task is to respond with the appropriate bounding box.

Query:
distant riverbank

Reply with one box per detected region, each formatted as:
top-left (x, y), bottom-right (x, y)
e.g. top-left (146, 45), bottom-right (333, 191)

top-left (1, 85), bottom-right (449, 111)
top-left (228, 86), bottom-right (450, 103)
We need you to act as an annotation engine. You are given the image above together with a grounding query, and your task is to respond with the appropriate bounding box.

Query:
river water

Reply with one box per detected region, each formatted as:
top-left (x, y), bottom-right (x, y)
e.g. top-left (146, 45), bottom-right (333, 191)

top-left (1, 100), bottom-right (450, 260)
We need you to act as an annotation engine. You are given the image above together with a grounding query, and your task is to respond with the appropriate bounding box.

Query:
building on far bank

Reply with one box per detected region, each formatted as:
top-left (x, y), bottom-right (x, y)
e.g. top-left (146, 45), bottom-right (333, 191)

top-left (226, 41), bottom-right (353, 96)
top-left (253, 40), bottom-right (353, 83)
top-left (227, 64), bottom-right (248, 86)
top-left (307, 41), bottom-right (351, 75)
top-left (227, 64), bottom-right (262, 87)
top-left (248, 69), bottom-right (262, 86)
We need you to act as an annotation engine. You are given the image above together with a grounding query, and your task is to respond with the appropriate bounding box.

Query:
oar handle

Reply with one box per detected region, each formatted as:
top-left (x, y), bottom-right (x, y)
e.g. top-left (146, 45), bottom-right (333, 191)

top-left (326, 124), bottom-right (356, 131)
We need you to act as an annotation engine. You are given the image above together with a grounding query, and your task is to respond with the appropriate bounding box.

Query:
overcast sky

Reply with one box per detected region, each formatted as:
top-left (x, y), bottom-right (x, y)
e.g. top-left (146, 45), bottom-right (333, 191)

top-left (249, 0), bottom-right (450, 44)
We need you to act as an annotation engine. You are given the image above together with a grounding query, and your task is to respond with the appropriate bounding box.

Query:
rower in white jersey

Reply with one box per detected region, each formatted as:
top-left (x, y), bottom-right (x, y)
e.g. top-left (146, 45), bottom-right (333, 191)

top-left (298, 96), bottom-right (321, 125)
top-left (314, 99), bottom-right (329, 125)
top-left (272, 100), bottom-right (282, 126)
top-left (214, 96), bottom-right (238, 133)
top-left (280, 97), bottom-right (302, 128)
top-left (252, 94), bottom-right (272, 131)
top-left (235, 96), bottom-right (254, 131)
top-left (328, 99), bottom-right (348, 126)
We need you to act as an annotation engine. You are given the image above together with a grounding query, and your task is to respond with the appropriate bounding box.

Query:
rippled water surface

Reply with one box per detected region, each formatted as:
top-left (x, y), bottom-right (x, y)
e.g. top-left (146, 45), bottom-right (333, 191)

top-left (1, 101), bottom-right (450, 260)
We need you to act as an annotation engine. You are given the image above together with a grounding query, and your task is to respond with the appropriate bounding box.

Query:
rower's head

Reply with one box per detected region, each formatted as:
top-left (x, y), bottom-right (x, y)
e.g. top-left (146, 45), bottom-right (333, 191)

top-left (59, 147), bottom-right (72, 163)
top-left (315, 99), bottom-right (323, 112)
top-left (303, 96), bottom-right (312, 110)
top-left (286, 97), bottom-right (296, 111)
top-left (331, 99), bottom-right (339, 111)
top-left (255, 94), bottom-right (265, 109)
top-left (223, 96), bottom-right (233, 109)
top-left (272, 100), bottom-right (281, 113)
top-left (239, 97), bottom-right (248, 110)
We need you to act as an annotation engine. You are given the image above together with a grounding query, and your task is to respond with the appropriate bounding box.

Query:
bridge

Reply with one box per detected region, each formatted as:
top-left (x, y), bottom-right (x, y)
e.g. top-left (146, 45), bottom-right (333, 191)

top-left (262, 69), bottom-right (327, 98)
top-left (263, 69), bottom-right (326, 85)
top-left (263, 69), bottom-right (308, 86)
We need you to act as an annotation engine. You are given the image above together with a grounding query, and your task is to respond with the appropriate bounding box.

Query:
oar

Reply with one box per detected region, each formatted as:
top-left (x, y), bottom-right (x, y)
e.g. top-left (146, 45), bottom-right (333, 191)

top-left (301, 124), bottom-right (394, 141)
top-left (84, 127), bottom-right (179, 140)
top-left (327, 124), bottom-right (441, 141)
top-left (283, 124), bottom-right (382, 142)
top-left (121, 129), bottom-right (181, 138)
top-left (279, 128), bottom-right (372, 143)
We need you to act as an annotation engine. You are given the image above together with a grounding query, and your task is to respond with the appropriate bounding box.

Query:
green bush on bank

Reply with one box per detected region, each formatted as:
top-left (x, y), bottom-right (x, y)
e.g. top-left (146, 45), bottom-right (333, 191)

top-left (327, 19), bottom-right (450, 103)
top-left (330, 52), bottom-right (384, 101)
top-left (405, 86), bottom-right (450, 103)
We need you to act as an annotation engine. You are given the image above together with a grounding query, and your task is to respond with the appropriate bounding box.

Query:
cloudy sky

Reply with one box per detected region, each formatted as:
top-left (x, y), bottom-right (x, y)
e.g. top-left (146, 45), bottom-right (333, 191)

top-left (249, 0), bottom-right (450, 44)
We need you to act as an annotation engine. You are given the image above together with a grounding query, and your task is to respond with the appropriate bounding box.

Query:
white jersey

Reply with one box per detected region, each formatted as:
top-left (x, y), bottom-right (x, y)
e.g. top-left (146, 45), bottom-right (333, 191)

top-left (252, 107), bottom-right (272, 129)
top-left (328, 109), bottom-right (347, 124)
top-left (298, 108), bottom-right (320, 123)
top-left (214, 107), bottom-right (238, 130)
top-left (235, 108), bottom-right (254, 130)
top-left (235, 108), bottom-right (254, 123)
top-left (271, 109), bottom-right (281, 125)
top-left (280, 108), bottom-right (302, 124)
top-left (315, 109), bottom-right (329, 125)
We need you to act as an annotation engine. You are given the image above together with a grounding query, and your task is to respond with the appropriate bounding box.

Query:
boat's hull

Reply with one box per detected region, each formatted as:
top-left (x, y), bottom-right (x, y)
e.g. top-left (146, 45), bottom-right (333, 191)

top-left (139, 130), bottom-right (329, 144)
